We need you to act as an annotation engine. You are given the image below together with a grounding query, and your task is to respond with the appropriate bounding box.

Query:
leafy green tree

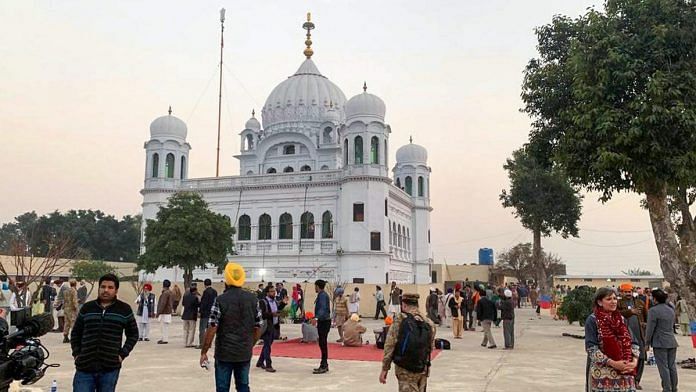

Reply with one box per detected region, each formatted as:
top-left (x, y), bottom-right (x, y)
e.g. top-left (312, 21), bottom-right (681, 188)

top-left (138, 192), bottom-right (234, 288)
top-left (500, 147), bottom-right (582, 292)
top-left (495, 243), bottom-right (568, 286)
top-left (622, 268), bottom-right (653, 276)
top-left (522, 0), bottom-right (696, 317)
top-left (557, 286), bottom-right (596, 326)
top-left (71, 260), bottom-right (117, 298)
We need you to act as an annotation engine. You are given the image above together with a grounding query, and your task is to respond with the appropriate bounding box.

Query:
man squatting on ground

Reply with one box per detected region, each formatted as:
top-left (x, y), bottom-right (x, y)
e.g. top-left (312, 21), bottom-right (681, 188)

top-left (380, 293), bottom-right (436, 392)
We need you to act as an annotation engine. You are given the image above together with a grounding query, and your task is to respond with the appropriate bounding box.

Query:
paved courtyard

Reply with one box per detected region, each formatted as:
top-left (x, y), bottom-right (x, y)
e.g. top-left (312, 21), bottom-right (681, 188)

top-left (14, 308), bottom-right (696, 391)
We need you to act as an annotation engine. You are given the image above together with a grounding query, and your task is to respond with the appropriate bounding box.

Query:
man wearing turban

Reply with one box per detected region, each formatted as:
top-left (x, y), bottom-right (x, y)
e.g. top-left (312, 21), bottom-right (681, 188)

top-left (617, 282), bottom-right (647, 389)
top-left (200, 262), bottom-right (261, 392)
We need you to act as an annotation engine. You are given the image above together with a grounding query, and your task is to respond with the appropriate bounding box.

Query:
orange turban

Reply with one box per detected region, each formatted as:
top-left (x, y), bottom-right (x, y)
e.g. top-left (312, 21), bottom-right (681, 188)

top-left (619, 283), bottom-right (633, 292)
top-left (385, 316), bottom-right (393, 326)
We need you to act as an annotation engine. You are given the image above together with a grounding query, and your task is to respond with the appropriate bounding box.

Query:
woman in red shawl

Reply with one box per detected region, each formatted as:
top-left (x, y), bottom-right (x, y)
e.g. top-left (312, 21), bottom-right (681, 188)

top-left (585, 287), bottom-right (639, 392)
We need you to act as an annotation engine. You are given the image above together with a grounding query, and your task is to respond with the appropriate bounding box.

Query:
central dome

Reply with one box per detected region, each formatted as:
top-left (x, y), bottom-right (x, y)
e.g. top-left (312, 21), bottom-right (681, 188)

top-left (262, 59), bottom-right (346, 130)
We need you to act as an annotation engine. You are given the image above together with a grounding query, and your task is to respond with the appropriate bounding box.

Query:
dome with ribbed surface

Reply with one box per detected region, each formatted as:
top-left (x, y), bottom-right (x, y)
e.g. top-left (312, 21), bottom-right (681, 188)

top-left (396, 142), bottom-right (428, 164)
top-left (150, 114), bottom-right (187, 141)
top-left (245, 116), bottom-right (261, 131)
top-left (262, 59), bottom-right (346, 130)
top-left (345, 91), bottom-right (385, 122)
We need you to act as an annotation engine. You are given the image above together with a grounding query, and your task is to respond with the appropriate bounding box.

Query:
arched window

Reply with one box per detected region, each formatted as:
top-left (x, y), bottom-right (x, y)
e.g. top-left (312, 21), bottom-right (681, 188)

top-left (405, 176), bottom-right (413, 195)
top-left (151, 153), bottom-right (159, 178)
top-left (388, 222), bottom-right (392, 245)
top-left (244, 134), bottom-right (254, 150)
top-left (165, 153), bottom-right (175, 178)
top-left (418, 176), bottom-right (424, 197)
top-left (392, 222), bottom-right (397, 246)
top-left (301, 212), bottom-right (315, 239)
top-left (300, 165), bottom-right (311, 172)
top-left (283, 145), bottom-right (295, 155)
top-left (246, 170), bottom-right (254, 175)
top-left (354, 136), bottom-right (363, 164)
top-left (395, 178), bottom-right (401, 188)
top-left (180, 156), bottom-right (186, 179)
top-left (371, 136), bottom-right (379, 164)
top-left (384, 141), bottom-right (388, 168)
top-left (267, 167), bottom-right (277, 174)
top-left (283, 166), bottom-right (294, 173)
top-left (343, 139), bottom-right (349, 166)
top-left (323, 127), bottom-right (333, 144)
top-left (397, 225), bottom-right (402, 247)
top-left (258, 214), bottom-right (271, 240)
top-left (279, 213), bottom-right (293, 239)
top-left (320, 165), bottom-right (329, 170)
top-left (322, 211), bottom-right (333, 239)
top-left (238, 215), bottom-right (251, 241)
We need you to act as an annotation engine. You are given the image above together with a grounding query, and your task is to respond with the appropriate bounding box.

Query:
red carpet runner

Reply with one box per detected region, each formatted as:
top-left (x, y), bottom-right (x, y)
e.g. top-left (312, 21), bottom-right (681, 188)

top-left (253, 338), bottom-right (442, 362)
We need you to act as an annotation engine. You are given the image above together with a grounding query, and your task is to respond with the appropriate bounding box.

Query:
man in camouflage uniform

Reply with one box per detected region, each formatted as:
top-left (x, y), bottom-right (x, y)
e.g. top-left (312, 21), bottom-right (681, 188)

top-left (379, 293), bottom-right (436, 392)
top-left (62, 280), bottom-right (79, 343)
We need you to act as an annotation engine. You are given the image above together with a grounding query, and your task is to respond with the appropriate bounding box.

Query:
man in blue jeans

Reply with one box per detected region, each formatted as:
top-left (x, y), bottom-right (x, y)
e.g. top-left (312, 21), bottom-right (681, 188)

top-left (71, 274), bottom-right (139, 392)
top-left (200, 262), bottom-right (261, 392)
top-left (312, 279), bottom-right (331, 374)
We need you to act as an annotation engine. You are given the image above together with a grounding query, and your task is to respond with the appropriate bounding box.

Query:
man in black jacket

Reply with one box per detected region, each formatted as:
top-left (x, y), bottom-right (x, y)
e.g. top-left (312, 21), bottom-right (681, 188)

top-left (257, 285), bottom-right (288, 372)
top-left (181, 285), bottom-right (200, 348)
top-left (198, 278), bottom-right (217, 349)
top-left (71, 273), bottom-right (138, 392)
top-left (475, 289), bottom-right (497, 349)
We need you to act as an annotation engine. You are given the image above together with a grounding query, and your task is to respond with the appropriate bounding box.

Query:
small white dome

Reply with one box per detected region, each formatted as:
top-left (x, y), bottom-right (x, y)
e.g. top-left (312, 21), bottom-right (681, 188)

top-left (324, 104), bottom-right (340, 123)
top-left (245, 114), bottom-right (261, 131)
top-left (345, 87), bottom-right (385, 121)
top-left (150, 113), bottom-right (187, 141)
top-left (396, 142), bottom-right (428, 163)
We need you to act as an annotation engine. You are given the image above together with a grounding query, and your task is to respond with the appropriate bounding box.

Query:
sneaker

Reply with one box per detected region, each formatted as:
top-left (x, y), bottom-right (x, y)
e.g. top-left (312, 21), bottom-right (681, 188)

top-left (138, 338), bottom-right (144, 342)
top-left (313, 367), bottom-right (329, 374)
top-left (488, 345), bottom-right (497, 349)
top-left (481, 343), bottom-right (487, 347)
top-left (144, 338), bottom-right (150, 341)
top-left (265, 367), bottom-right (276, 373)
top-left (256, 363), bottom-right (266, 369)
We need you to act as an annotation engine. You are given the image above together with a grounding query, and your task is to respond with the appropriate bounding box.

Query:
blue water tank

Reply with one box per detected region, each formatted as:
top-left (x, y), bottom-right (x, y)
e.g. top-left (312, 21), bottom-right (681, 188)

top-left (478, 248), bottom-right (494, 265)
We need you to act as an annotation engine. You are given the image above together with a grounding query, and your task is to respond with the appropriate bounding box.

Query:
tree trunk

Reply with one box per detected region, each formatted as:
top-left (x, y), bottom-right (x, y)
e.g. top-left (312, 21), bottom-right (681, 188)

top-left (533, 228), bottom-right (548, 294)
top-left (183, 268), bottom-right (193, 290)
top-left (645, 186), bottom-right (696, 319)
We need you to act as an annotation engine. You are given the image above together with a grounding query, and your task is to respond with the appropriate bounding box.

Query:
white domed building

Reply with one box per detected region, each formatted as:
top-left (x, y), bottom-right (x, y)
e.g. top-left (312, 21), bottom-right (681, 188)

top-left (141, 17), bottom-right (432, 284)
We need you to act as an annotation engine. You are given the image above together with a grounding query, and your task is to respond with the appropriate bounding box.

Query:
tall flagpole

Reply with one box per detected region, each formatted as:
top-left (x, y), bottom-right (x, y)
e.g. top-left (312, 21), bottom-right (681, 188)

top-left (215, 8), bottom-right (226, 177)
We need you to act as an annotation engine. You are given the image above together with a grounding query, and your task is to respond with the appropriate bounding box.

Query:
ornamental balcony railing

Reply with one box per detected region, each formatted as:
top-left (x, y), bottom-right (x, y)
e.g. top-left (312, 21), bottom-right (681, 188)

top-left (235, 239), bottom-right (337, 256)
top-left (144, 170), bottom-right (342, 191)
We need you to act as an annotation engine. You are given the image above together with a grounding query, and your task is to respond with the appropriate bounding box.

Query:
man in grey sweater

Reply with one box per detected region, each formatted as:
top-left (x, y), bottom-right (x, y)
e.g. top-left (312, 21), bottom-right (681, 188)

top-left (645, 288), bottom-right (679, 392)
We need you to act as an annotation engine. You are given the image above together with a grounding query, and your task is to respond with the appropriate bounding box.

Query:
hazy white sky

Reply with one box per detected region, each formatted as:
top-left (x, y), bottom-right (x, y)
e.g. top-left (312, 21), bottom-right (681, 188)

top-left (0, 1), bottom-right (661, 275)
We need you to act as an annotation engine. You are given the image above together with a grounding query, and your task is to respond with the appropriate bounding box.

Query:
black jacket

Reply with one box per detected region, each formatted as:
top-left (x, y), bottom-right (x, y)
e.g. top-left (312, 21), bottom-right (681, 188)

top-left (71, 299), bottom-right (138, 372)
top-left (214, 287), bottom-right (261, 363)
top-left (475, 296), bottom-right (497, 322)
top-left (181, 291), bottom-right (200, 321)
top-left (199, 286), bottom-right (218, 319)
top-left (259, 297), bottom-right (287, 325)
top-left (498, 298), bottom-right (515, 320)
top-left (447, 296), bottom-right (464, 318)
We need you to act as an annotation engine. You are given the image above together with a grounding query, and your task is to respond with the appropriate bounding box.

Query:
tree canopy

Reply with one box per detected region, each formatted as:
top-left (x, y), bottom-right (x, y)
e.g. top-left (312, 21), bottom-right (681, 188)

top-left (0, 210), bottom-right (140, 262)
top-left (71, 260), bottom-right (117, 297)
top-left (521, 0), bottom-right (696, 316)
top-left (495, 243), bottom-right (567, 285)
top-left (138, 192), bottom-right (234, 288)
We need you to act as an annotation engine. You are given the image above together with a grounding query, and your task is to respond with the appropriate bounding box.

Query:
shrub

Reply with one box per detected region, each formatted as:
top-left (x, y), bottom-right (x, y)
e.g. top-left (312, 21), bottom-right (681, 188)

top-left (557, 286), bottom-right (596, 326)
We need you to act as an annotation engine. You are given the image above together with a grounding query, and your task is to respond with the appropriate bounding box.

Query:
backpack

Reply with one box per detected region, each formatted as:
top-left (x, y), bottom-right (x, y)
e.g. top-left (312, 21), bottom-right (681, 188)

top-left (434, 338), bottom-right (450, 350)
top-left (392, 313), bottom-right (432, 372)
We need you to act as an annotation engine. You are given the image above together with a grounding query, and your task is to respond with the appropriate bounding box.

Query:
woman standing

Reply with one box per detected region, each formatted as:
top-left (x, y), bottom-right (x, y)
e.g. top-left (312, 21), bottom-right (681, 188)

top-left (585, 287), bottom-right (639, 392)
top-left (447, 290), bottom-right (464, 338)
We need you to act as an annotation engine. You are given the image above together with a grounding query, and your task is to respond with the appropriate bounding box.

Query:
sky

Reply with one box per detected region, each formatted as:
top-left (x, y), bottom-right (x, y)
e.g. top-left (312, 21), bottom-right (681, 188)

top-left (0, 0), bottom-right (662, 275)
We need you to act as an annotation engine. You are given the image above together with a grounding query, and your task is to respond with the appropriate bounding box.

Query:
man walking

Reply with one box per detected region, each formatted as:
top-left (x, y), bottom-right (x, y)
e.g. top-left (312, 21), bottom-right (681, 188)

top-left (77, 280), bottom-right (88, 311)
top-left (388, 282), bottom-right (401, 317)
top-left (156, 279), bottom-right (174, 344)
top-left (463, 286), bottom-right (475, 331)
top-left (39, 278), bottom-right (55, 314)
top-left (380, 293), bottom-right (435, 392)
top-left (182, 284), bottom-right (200, 348)
top-left (426, 288), bottom-right (439, 325)
top-left (198, 279), bottom-right (217, 349)
top-left (499, 289), bottom-right (515, 349)
top-left (62, 280), bottom-right (79, 343)
top-left (645, 288), bottom-right (679, 392)
top-left (476, 289), bottom-right (497, 349)
top-left (374, 286), bottom-right (387, 320)
top-left (312, 279), bottom-right (331, 374)
top-left (71, 274), bottom-right (138, 392)
top-left (172, 283), bottom-right (183, 316)
top-left (257, 285), bottom-right (288, 372)
top-left (200, 263), bottom-right (261, 392)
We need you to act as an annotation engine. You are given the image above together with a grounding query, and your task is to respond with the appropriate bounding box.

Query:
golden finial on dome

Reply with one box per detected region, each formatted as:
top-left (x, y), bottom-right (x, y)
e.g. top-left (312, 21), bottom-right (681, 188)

top-left (302, 12), bottom-right (315, 59)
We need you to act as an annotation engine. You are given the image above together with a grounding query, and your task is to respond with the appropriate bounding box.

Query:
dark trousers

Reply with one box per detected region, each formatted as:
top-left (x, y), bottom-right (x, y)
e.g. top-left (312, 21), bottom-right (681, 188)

top-left (257, 328), bottom-right (274, 367)
top-left (375, 300), bottom-right (387, 319)
top-left (635, 356), bottom-right (645, 385)
top-left (198, 318), bottom-right (208, 346)
top-left (215, 360), bottom-right (250, 392)
top-left (73, 369), bottom-right (120, 392)
top-left (317, 319), bottom-right (331, 368)
top-left (654, 347), bottom-right (678, 392)
top-left (503, 319), bottom-right (514, 348)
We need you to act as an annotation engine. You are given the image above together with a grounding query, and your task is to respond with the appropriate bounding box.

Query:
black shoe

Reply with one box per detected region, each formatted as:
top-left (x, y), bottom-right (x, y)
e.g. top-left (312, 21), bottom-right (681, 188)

top-left (138, 338), bottom-right (144, 341)
top-left (144, 338), bottom-right (150, 341)
top-left (256, 362), bottom-right (266, 369)
top-left (313, 367), bottom-right (329, 374)
top-left (157, 340), bottom-right (168, 344)
top-left (62, 336), bottom-right (70, 343)
top-left (481, 343), bottom-right (487, 347)
top-left (265, 367), bottom-right (276, 373)
top-left (488, 345), bottom-right (497, 349)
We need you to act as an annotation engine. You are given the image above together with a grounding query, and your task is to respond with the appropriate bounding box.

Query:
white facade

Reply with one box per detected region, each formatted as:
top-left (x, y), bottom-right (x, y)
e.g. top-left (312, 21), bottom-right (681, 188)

top-left (141, 29), bottom-right (432, 284)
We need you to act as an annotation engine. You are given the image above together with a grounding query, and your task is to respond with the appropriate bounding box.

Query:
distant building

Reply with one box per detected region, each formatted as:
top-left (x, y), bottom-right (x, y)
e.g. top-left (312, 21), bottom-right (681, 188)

top-left (553, 274), bottom-right (666, 289)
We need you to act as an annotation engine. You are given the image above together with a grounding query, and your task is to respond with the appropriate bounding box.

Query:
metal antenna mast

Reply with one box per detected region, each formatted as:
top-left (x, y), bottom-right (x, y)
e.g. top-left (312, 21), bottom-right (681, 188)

top-left (215, 8), bottom-right (226, 177)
